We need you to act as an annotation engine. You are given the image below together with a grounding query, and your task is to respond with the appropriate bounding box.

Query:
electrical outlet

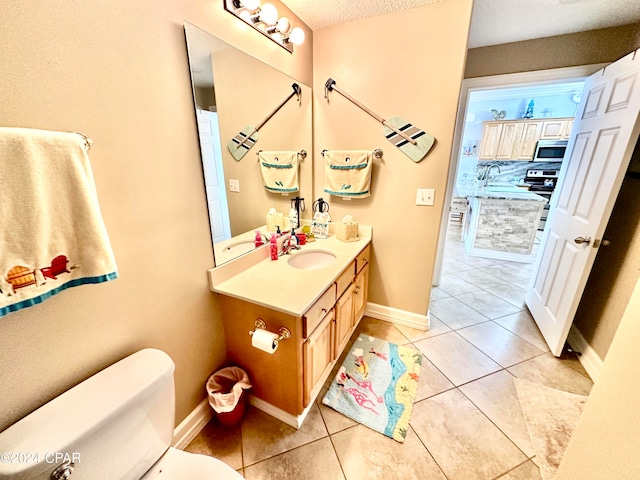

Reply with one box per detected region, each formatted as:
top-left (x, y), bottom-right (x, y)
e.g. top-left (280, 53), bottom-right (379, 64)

top-left (416, 188), bottom-right (435, 206)
top-left (229, 179), bottom-right (240, 192)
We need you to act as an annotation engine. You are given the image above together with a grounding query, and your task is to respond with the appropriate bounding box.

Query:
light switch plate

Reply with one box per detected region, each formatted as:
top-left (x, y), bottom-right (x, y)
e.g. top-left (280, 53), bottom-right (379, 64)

top-left (416, 188), bottom-right (435, 206)
top-left (229, 179), bottom-right (240, 192)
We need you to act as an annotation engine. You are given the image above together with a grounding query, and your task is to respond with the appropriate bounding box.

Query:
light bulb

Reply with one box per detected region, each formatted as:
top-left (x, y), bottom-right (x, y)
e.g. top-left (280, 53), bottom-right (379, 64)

top-left (259, 3), bottom-right (278, 25)
top-left (276, 17), bottom-right (292, 34)
top-left (239, 9), bottom-right (252, 22)
top-left (289, 27), bottom-right (305, 45)
top-left (242, 0), bottom-right (260, 11)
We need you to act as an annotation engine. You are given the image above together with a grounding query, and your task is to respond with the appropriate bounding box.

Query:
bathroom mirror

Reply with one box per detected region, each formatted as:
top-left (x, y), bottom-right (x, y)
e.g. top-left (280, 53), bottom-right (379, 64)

top-left (184, 22), bottom-right (313, 266)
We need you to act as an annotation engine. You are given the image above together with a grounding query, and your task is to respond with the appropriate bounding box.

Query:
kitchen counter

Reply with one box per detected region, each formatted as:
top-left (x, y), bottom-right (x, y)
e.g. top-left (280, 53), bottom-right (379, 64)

top-left (457, 184), bottom-right (548, 202)
top-left (209, 226), bottom-right (372, 317)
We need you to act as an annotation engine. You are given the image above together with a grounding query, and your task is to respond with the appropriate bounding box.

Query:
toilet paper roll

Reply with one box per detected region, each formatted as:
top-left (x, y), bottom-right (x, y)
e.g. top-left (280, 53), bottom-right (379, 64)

top-left (251, 329), bottom-right (279, 354)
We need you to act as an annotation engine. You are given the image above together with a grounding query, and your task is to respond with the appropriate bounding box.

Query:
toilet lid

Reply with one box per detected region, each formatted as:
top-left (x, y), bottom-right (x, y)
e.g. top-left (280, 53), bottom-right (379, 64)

top-left (140, 447), bottom-right (244, 479)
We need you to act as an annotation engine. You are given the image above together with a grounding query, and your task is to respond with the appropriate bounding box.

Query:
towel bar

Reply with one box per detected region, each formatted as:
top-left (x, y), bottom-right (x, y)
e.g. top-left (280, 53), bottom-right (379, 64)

top-left (256, 149), bottom-right (307, 159)
top-left (71, 131), bottom-right (93, 151)
top-left (321, 148), bottom-right (382, 158)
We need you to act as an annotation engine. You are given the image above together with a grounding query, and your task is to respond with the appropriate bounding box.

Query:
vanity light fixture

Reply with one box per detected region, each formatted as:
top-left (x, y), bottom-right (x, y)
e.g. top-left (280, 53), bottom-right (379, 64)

top-left (224, 0), bottom-right (305, 53)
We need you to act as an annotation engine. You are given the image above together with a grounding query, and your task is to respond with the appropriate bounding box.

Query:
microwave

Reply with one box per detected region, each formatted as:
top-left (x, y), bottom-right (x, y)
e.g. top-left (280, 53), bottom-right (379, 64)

top-left (533, 139), bottom-right (568, 162)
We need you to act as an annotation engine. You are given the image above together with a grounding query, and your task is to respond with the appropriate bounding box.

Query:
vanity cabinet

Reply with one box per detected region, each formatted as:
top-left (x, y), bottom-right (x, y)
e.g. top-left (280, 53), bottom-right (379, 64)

top-left (216, 242), bottom-right (371, 424)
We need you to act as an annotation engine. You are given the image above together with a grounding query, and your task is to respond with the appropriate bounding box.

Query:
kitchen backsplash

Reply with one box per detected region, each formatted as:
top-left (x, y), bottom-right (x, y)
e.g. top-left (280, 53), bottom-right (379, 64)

top-left (465, 161), bottom-right (562, 184)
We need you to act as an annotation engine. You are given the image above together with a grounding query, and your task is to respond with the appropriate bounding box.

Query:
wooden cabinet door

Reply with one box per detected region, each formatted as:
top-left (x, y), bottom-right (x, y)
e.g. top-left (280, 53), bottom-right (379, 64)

top-left (540, 120), bottom-right (568, 139)
top-left (562, 120), bottom-right (574, 139)
top-left (303, 309), bottom-right (335, 407)
top-left (334, 284), bottom-right (355, 357)
top-left (353, 263), bottom-right (369, 325)
top-left (478, 122), bottom-right (503, 159)
top-left (495, 122), bottom-right (523, 160)
top-left (514, 121), bottom-right (543, 159)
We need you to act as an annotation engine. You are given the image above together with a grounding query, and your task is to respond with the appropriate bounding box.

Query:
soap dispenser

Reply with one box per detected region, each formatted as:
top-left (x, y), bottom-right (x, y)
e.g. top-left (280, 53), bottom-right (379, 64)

top-left (270, 233), bottom-right (278, 260)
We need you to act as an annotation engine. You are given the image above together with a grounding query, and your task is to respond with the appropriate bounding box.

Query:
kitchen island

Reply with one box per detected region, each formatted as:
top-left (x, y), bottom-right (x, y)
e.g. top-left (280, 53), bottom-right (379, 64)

top-left (458, 185), bottom-right (548, 263)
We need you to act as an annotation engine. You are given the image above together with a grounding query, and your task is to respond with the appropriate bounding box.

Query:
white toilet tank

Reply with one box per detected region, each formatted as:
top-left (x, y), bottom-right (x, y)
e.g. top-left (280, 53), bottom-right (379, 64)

top-left (0, 349), bottom-right (178, 480)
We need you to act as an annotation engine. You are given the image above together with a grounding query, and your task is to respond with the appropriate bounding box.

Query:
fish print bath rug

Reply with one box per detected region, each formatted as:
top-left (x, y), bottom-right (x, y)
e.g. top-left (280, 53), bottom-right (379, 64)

top-left (322, 335), bottom-right (421, 442)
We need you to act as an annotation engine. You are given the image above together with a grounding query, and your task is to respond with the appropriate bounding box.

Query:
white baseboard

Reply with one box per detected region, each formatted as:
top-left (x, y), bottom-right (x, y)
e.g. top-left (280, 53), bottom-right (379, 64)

top-left (172, 398), bottom-right (214, 450)
top-left (247, 395), bottom-right (312, 429)
top-left (567, 325), bottom-right (603, 383)
top-left (364, 302), bottom-right (430, 331)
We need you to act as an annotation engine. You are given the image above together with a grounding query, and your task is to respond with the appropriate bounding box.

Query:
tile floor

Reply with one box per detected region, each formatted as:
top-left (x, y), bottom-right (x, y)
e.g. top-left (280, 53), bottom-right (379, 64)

top-left (186, 224), bottom-right (593, 479)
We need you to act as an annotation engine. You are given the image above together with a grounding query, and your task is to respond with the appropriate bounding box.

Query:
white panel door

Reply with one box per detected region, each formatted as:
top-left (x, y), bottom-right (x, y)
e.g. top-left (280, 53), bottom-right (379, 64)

top-left (526, 49), bottom-right (640, 356)
top-left (197, 109), bottom-right (231, 244)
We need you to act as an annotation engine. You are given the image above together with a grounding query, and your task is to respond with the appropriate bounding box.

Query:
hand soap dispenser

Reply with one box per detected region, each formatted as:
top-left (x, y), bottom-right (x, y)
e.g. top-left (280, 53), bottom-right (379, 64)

top-left (255, 230), bottom-right (264, 248)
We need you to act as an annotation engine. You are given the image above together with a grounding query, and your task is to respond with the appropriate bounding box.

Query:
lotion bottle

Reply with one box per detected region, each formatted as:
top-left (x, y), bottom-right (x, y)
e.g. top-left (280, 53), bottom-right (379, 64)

top-left (270, 233), bottom-right (278, 260)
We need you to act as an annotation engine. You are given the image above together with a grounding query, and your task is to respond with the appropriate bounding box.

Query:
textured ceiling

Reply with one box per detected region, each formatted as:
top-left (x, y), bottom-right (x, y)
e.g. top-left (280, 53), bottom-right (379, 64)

top-left (280, 0), bottom-right (640, 48)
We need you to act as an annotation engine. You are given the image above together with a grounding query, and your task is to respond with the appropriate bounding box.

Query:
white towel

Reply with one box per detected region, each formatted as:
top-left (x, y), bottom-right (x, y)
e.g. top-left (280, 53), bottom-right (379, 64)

top-left (323, 150), bottom-right (372, 198)
top-left (259, 151), bottom-right (300, 193)
top-left (0, 127), bottom-right (118, 318)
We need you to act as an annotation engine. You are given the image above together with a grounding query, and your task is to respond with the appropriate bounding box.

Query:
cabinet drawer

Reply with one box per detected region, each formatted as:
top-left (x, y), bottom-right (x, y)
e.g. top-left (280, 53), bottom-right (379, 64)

top-left (356, 245), bottom-right (371, 273)
top-left (335, 261), bottom-right (355, 298)
top-left (303, 284), bottom-right (336, 338)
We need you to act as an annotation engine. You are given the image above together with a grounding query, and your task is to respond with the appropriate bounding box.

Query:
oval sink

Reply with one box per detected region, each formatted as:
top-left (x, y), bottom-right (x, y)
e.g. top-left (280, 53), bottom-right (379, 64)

top-left (287, 250), bottom-right (337, 270)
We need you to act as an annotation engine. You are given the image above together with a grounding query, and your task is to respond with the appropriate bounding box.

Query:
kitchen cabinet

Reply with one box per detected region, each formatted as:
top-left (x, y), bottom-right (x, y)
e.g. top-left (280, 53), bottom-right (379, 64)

top-left (478, 117), bottom-right (572, 160)
top-left (540, 118), bottom-right (573, 139)
top-left (478, 122), bottom-right (503, 159)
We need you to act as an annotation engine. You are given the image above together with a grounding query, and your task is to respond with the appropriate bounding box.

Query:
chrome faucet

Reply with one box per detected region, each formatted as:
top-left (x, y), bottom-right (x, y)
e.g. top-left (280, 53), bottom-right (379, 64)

top-left (279, 234), bottom-right (301, 256)
top-left (483, 163), bottom-right (501, 187)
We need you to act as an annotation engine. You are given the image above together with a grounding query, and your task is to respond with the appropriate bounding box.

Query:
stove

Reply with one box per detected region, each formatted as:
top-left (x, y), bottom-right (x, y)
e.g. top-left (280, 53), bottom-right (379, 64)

top-left (524, 169), bottom-right (559, 230)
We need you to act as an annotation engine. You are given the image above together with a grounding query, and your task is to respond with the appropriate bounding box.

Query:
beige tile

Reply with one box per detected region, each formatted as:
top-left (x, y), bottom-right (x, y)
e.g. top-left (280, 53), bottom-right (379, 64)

top-left (243, 437), bottom-right (344, 480)
top-left (396, 315), bottom-right (451, 342)
top-left (241, 404), bottom-right (328, 465)
top-left (456, 268), bottom-right (507, 288)
top-left (494, 311), bottom-right (549, 352)
top-left (496, 460), bottom-right (542, 479)
top-left (438, 273), bottom-right (483, 296)
top-left (428, 297), bottom-right (489, 330)
top-left (184, 418), bottom-right (243, 470)
top-left (411, 389), bottom-right (528, 480)
top-left (355, 317), bottom-right (409, 345)
top-left (429, 286), bottom-right (451, 301)
top-left (442, 257), bottom-right (476, 274)
top-left (414, 355), bottom-right (455, 401)
top-left (480, 264), bottom-right (532, 283)
top-left (332, 424), bottom-right (447, 480)
top-left (459, 371), bottom-right (534, 457)
top-left (456, 290), bottom-right (522, 320)
top-left (481, 280), bottom-right (528, 309)
top-left (316, 382), bottom-right (357, 434)
top-left (457, 321), bottom-right (545, 367)
top-left (507, 353), bottom-right (593, 396)
top-left (414, 332), bottom-right (501, 386)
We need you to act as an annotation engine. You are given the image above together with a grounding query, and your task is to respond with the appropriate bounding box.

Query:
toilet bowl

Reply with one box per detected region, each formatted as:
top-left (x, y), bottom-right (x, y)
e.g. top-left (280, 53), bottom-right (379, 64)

top-left (0, 349), bottom-right (243, 480)
top-left (141, 447), bottom-right (242, 479)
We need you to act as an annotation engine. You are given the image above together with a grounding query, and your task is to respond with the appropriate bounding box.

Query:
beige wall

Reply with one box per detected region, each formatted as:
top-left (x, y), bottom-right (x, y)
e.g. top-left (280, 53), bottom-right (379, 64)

top-left (465, 23), bottom-right (640, 78)
top-left (556, 274), bottom-right (640, 479)
top-left (313, 0), bottom-right (474, 315)
top-left (0, 0), bottom-right (312, 431)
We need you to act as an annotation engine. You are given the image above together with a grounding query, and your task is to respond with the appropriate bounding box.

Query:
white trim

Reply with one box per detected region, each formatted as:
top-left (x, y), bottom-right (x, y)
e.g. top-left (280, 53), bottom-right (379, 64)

top-left (247, 395), bottom-right (313, 429)
top-left (172, 398), bottom-right (214, 450)
top-left (364, 302), bottom-right (429, 331)
top-left (567, 324), bottom-right (604, 383)
top-left (433, 63), bottom-right (610, 287)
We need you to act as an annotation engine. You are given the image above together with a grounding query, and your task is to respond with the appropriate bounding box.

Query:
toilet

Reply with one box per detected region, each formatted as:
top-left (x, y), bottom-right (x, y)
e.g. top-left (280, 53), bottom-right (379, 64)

top-left (0, 349), bottom-right (243, 479)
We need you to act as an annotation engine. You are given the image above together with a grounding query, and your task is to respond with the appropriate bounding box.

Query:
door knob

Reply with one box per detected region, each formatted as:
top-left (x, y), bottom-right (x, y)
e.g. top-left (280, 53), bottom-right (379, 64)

top-left (574, 236), bottom-right (591, 245)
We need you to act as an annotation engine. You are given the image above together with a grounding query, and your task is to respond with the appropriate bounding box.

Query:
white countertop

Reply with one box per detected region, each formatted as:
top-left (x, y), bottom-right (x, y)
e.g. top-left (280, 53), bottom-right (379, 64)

top-left (210, 226), bottom-right (372, 317)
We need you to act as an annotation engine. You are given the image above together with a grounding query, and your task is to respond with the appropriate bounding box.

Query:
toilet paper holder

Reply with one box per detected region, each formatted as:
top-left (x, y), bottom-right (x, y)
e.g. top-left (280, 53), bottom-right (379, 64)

top-left (249, 318), bottom-right (291, 342)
